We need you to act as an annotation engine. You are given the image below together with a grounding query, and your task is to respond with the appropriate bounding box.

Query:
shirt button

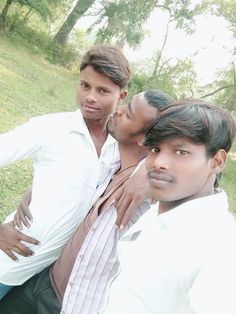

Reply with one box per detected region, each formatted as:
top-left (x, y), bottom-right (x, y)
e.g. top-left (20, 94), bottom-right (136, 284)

top-left (69, 282), bottom-right (73, 286)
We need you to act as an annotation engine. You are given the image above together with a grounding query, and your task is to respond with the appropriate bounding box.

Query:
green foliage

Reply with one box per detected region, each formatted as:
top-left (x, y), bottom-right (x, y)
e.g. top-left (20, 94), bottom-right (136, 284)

top-left (221, 142), bottom-right (236, 216)
top-left (200, 65), bottom-right (236, 111)
top-left (95, 0), bottom-right (157, 47)
top-left (128, 56), bottom-right (196, 100)
top-left (1, 15), bottom-right (87, 69)
top-left (16, 0), bottom-right (51, 20)
top-left (93, 0), bottom-right (209, 47)
top-left (209, 0), bottom-right (236, 37)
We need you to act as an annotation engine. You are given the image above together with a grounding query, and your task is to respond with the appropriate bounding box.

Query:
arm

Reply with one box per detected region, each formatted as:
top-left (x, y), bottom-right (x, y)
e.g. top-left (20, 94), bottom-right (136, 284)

top-left (115, 163), bottom-right (151, 228)
top-left (0, 116), bottom-right (45, 167)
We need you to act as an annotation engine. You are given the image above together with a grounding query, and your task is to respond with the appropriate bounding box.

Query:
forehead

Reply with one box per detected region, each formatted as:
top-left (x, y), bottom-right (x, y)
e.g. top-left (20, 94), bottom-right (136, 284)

top-left (130, 93), bottom-right (157, 120)
top-left (79, 65), bottom-right (118, 88)
top-left (153, 136), bottom-right (207, 151)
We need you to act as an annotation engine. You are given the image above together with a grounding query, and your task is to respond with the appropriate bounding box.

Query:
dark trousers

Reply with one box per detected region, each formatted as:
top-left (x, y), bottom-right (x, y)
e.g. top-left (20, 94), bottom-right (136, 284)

top-left (0, 266), bottom-right (61, 314)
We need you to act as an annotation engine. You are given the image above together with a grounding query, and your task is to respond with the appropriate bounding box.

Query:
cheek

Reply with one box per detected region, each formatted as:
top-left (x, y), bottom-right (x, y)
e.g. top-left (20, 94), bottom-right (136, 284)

top-left (145, 154), bottom-right (154, 172)
top-left (103, 97), bottom-right (118, 113)
top-left (178, 161), bottom-right (210, 186)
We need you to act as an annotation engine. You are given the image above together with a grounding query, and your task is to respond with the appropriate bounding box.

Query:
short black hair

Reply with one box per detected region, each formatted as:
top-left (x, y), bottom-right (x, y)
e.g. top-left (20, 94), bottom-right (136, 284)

top-left (140, 89), bottom-right (175, 134)
top-left (144, 98), bottom-right (236, 187)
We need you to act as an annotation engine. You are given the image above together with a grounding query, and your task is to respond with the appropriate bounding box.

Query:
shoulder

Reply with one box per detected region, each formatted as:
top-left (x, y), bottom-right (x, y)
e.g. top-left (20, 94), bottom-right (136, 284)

top-left (29, 111), bottom-right (75, 125)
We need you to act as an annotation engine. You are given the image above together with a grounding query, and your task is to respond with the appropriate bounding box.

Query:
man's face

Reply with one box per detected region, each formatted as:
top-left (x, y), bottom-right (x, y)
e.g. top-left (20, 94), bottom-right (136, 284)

top-left (77, 65), bottom-right (125, 121)
top-left (107, 92), bottom-right (157, 144)
top-left (145, 137), bottom-right (215, 204)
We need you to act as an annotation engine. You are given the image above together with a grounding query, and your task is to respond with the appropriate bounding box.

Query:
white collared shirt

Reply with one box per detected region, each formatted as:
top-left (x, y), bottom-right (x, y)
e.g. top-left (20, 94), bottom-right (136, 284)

top-left (102, 191), bottom-right (236, 314)
top-left (0, 110), bottom-right (119, 285)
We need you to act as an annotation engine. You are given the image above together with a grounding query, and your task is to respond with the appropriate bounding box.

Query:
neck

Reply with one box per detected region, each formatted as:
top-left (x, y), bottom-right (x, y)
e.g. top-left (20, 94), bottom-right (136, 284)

top-left (118, 143), bottom-right (147, 170)
top-left (84, 117), bottom-right (110, 157)
top-left (158, 186), bottom-right (216, 214)
top-left (85, 117), bottom-right (109, 137)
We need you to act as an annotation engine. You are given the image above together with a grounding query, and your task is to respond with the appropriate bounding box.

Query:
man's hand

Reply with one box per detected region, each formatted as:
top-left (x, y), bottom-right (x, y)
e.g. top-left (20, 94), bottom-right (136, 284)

top-left (13, 187), bottom-right (33, 230)
top-left (115, 164), bottom-right (150, 228)
top-left (0, 222), bottom-right (40, 261)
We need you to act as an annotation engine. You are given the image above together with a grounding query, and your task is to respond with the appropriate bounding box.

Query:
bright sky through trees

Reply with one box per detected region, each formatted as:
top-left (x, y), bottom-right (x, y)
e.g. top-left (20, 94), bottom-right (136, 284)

top-left (123, 8), bottom-right (235, 85)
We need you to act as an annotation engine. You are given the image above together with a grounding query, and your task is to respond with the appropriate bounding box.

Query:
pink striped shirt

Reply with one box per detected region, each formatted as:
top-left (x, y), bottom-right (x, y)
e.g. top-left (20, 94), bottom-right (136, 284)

top-left (60, 173), bottom-right (150, 314)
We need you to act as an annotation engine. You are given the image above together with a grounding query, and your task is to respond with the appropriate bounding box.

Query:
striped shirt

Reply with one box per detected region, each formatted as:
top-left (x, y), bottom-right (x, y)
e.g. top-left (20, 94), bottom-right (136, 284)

top-left (60, 166), bottom-right (150, 314)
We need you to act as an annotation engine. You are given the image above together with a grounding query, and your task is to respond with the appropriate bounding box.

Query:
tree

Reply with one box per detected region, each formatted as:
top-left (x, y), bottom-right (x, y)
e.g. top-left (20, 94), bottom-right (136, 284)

top-left (200, 63), bottom-right (236, 111)
top-left (0, 0), bottom-right (59, 29)
top-left (53, 0), bottom-right (96, 45)
top-left (92, 0), bottom-right (208, 48)
top-left (0, 0), bottom-right (13, 28)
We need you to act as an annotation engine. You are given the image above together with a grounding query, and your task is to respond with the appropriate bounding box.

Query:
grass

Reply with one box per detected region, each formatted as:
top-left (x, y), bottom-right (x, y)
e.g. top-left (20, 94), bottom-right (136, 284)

top-left (0, 35), bottom-right (76, 222)
top-left (0, 35), bottom-right (236, 222)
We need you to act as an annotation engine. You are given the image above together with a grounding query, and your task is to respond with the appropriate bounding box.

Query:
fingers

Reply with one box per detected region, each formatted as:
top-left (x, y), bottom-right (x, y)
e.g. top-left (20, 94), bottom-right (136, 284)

top-left (25, 209), bottom-right (33, 223)
top-left (13, 210), bottom-right (31, 230)
top-left (18, 232), bottom-right (40, 246)
top-left (4, 249), bottom-right (19, 261)
top-left (16, 242), bottom-right (34, 257)
top-left (116, 198), bottom-right (130, 228)
top-left (119, 201), bottom-right (137, 228)
top-left (13, 212), bottom-right (23, 230)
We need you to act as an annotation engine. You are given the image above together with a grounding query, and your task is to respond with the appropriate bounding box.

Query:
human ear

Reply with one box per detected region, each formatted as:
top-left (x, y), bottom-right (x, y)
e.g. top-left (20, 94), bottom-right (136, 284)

top-left (211, 149), bottom-right (227, 174)
top-left (119, 90), bottom-right (128, 101)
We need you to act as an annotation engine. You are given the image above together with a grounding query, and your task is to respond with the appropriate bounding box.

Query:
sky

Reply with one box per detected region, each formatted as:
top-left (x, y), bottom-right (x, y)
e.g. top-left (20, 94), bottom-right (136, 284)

top-left (123, 8), bottom-right (235, 85)
top-left (76, 3), bottom-right (235, 85)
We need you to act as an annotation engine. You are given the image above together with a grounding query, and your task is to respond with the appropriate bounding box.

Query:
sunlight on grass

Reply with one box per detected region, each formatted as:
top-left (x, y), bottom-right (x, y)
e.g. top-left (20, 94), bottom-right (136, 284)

top-left (0, 36), bottom-right (76, 222)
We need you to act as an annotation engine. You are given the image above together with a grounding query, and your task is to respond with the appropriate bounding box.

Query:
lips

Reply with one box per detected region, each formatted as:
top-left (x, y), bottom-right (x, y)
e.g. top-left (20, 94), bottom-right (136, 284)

top-left (148, 171), bottom-right (174, 187)
top-left (82, 103), bottom-right (99, 112)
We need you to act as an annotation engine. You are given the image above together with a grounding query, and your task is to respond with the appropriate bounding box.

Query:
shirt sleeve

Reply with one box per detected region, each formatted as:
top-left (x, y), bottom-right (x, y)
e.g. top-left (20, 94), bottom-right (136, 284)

top-left (0, 116), bottom-right (47, 167)
top-left (189, 246), bottom-right (236, 314)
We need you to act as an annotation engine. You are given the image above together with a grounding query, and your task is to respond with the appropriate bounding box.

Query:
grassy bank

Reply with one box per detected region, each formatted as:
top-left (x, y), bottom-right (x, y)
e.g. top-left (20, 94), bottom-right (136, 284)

top-left (0, 36), bottom-right (76, 221)
top-left (0, 36), bottom-right (236, 222)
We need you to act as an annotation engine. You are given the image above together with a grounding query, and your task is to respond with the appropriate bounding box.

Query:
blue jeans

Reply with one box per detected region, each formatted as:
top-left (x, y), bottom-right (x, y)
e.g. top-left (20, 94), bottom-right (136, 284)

top-left (0, 283), bottom-right (12, 300)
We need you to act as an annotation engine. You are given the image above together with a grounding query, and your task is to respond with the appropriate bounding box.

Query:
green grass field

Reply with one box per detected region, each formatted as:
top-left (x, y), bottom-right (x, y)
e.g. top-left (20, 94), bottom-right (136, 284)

top-left (0, 35), bottom-right (236, 222)
top-left (0, 35), bottom-right (76, 221)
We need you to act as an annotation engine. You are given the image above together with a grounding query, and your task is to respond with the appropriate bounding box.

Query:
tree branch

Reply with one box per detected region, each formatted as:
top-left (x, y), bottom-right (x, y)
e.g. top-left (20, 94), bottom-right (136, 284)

top-left (201, 84), bottom-right (235, 99)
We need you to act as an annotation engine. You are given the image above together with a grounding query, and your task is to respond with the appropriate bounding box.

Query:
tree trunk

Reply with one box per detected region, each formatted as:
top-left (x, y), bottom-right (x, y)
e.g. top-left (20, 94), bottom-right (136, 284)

top-left (0, 0), bottom-right (14, 29)
top-left (53, 0), bottom-right (95, 45)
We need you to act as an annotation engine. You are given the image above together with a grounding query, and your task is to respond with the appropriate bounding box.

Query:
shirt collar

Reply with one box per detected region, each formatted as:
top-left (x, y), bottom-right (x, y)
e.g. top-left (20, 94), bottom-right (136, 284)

top-left (69, 109), bottom-right (117, 147)
top-left (68, 109), bottom-right (88, 133)
top-left (158, 190), bottom-right (230, 231)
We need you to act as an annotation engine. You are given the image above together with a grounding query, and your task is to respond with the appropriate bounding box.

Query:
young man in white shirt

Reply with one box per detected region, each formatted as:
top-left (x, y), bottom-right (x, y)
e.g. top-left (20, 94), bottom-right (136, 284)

top-left (0, 45), bottom-right (131, 299)
top-left (0, 90), bottom-right (175, 313)
top-left (101, 99), bottom-right (236, 314)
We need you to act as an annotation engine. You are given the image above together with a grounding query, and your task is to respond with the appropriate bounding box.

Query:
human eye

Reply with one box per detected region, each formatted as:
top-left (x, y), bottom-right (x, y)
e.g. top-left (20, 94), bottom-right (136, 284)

top-left (176, 149), bottom-right (189, 156)
top-left (80, 81), bottom-right (89, 89)
top-left (149, 147), bottom-right (160, 154)
top-left (98, 87), bottom-right (110, 94)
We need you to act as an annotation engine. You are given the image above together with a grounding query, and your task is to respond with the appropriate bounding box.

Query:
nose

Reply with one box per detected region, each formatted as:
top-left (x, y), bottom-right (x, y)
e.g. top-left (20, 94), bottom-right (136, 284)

top-left (85, 89), bottom-right (97, 103)
top-left (149, 151), bottom-right (170, 171)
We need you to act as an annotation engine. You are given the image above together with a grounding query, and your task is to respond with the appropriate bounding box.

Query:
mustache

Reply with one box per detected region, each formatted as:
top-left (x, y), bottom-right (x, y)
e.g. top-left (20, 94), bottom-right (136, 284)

top-left (147, 170), bottom-right (174, 183)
